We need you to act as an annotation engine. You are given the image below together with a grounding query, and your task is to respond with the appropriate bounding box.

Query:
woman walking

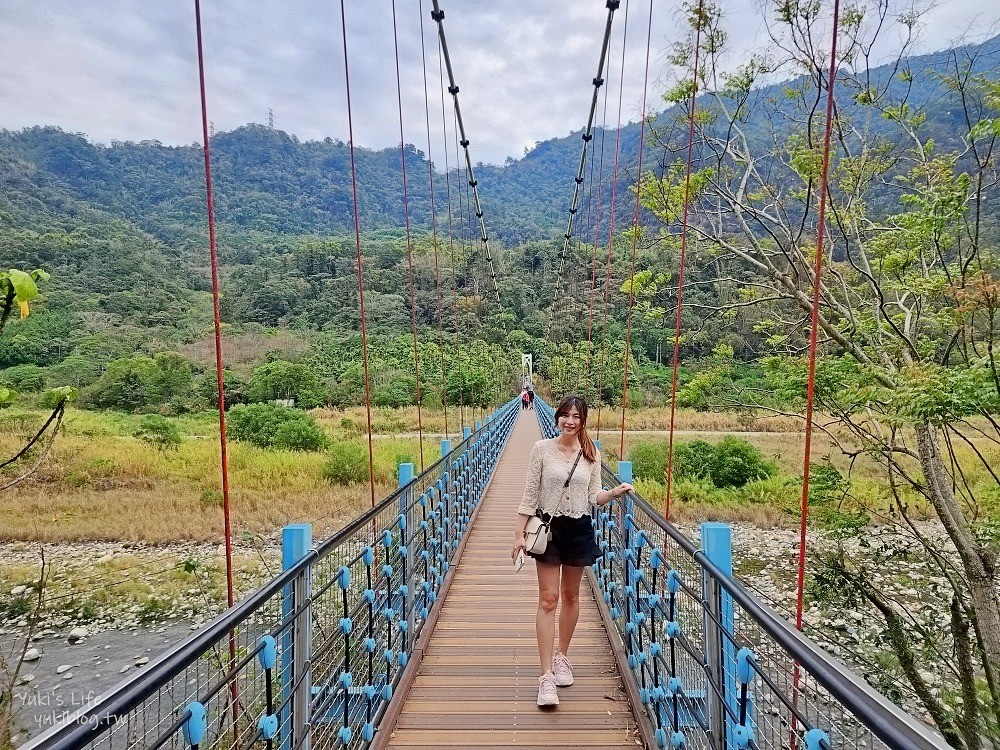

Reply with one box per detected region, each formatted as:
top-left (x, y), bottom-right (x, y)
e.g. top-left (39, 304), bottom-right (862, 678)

top-left (512, 395), bottom-right (632, 707)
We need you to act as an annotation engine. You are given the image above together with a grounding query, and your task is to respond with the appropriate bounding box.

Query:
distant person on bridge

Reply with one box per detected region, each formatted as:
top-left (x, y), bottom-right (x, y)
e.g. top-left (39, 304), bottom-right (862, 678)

top-left (527, 387), bottom-right (535, 409)
top-left (521, 389), bottom-right (531, 410)
top-left (512, 395), bottom-right (632, 707)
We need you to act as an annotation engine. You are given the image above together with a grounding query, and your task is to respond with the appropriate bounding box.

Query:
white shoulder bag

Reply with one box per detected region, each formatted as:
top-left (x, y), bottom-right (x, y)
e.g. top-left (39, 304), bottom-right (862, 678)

top-left (523, 450), bottom-right (582, 555)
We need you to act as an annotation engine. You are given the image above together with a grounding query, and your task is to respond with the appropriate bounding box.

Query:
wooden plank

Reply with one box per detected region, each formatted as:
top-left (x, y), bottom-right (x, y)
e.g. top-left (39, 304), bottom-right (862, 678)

top-left (383, 410), bottom-right (644, 749)
top-left (394, 713), bottom-right (636, 730)
top-left (386, 729), bottom-right (641, 746)
top-left (399, 701), bottom-right (633, 715)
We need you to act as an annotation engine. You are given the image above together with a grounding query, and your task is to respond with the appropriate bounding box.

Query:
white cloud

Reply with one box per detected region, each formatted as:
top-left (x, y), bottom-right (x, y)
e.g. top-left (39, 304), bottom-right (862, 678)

top-left (0, 0), bottom-right (996, 164)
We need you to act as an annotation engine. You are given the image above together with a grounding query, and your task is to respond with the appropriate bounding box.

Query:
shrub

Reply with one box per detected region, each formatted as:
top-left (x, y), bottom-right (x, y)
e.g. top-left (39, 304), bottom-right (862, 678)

top-left (708, 437), bottom-right (777, 488)
top-left (134, 414), bottom-right (182, 451)
top-left (228, 403), bottom-right (327, 451)
top-left (323, 442), bottom-right (370, 485)
top-left (150, 352), bottom-right (194, 403)
top-left (0, 364), bottom-right (46, 392)
top-left (628, 440), bottom-right (669, 482)
top-left (673, 439), bottom-right (716, 481)
top-left (272, 419), bottom-right (328, 451)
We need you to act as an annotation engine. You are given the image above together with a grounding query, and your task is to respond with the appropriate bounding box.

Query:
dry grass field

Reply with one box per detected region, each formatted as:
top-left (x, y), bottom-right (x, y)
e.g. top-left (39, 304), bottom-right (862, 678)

top-left (2, 404), bottom-right (997, 543)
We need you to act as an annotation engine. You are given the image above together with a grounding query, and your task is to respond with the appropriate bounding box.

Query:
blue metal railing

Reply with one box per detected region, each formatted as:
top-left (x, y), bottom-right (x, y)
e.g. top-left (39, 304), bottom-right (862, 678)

top-left (535, 396), bottom-right (946, 750)
top-left (24, 398), bottom-right (521, 750)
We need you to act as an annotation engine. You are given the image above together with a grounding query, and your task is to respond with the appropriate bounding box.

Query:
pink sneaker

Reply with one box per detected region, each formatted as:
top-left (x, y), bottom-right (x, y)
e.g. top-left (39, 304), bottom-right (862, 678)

top-left (537, 672), bottom-right (559, 706)
top-left (552, 653), bottom-right (574, 686)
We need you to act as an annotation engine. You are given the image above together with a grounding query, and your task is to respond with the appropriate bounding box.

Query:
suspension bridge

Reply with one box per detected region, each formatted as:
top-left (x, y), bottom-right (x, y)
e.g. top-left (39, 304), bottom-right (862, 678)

top-left (22, 402), bottom-right (944, 750)
top-left (9, 0), bottom-right (968, 748)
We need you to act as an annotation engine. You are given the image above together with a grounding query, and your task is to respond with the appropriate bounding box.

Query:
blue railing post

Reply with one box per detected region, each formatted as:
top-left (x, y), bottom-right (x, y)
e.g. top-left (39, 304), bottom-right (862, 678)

top-left (701, 522), bottom-right (737, 750)
top-left (281, 523), bottom-right (312, 750)
top-left (463, 425), bottom-right (472, 440)
top-left (475, 420), bottom-right (482, 431)
top-left (398, 462), bottom-right (414, 517)
top-left (618, 460), bottom-right (634, 518)
top-left (441, 439), bottom-right (452, 458)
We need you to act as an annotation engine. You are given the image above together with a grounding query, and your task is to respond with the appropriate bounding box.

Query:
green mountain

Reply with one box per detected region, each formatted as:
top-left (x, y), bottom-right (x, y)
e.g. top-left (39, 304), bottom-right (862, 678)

top-left (1, 32), bottom-right (998, 372)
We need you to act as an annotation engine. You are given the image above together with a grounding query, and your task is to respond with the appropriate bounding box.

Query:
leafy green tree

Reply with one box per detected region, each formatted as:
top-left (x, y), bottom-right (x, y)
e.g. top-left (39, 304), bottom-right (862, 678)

top-left (46, 354), bottom-right (101, 389)
top-left (0, 364), bottom-right (46, 392)
top-left (85, 357), bottom-right (157, 412)
top-left (150, 352), bottom-right (194, 403)
top-left (248, 360), bottom-right (325, 408)
top-left (642, 4), bottom-right (1000, 742)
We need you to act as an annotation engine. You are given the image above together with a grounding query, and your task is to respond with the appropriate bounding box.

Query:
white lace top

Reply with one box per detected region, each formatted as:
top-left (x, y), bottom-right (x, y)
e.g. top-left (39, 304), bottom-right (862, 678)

top-left (517, 438), bottom-right (603, 518)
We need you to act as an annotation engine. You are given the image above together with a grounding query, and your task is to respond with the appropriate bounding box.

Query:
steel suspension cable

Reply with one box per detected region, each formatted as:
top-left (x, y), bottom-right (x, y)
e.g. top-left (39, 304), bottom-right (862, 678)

top-left (391, 0), bottom-right (424, 470)
top-left (595, 0), bottom-right (631, 440)
top-left (584, 53), bottom-right (613, 393)
top-left (557, 1), bottom-right (620, 292)
top-left (617, 0), bottom-right (655, 460)
top-left (578, 128), bottom-right (599, 397)
top-left (337, 0), bottom-right (377, 509)
top-left (663, 0), bottom-right (706, 521)
top-left (429, 0), bottom-right (504, 319)
top-left (438, 45), bottom-right (466, 431)
top-left (456, 117), bottom-right (481, 423)
top-left (418, 0), bottom-right (450, 440)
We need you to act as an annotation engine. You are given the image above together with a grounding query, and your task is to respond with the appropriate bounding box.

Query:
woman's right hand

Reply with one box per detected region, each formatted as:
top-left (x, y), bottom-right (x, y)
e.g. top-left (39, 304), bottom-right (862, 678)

top-left (511, 538), bottom-right (526, 562)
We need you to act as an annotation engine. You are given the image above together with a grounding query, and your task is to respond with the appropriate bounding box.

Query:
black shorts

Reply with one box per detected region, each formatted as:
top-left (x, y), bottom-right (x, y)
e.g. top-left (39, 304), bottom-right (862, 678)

top-left (527, 514), bottom-right (601, 568)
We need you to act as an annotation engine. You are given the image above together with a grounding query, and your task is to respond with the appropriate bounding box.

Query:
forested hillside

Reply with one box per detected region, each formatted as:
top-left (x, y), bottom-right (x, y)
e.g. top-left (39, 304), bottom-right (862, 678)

top-left (2, 30), bottom-right (1000, 408)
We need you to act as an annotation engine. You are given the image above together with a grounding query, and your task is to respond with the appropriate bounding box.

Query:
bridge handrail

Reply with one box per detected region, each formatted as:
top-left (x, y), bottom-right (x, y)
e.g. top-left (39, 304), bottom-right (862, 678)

top-left (24, 397), bottom-right (521, 750)
top-left (533, 396), bottom-right (945, 750)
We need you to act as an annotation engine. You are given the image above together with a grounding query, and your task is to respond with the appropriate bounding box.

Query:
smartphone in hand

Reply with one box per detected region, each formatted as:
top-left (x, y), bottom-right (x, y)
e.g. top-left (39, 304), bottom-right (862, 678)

top-left (514, 550), bottom-right (525, 573)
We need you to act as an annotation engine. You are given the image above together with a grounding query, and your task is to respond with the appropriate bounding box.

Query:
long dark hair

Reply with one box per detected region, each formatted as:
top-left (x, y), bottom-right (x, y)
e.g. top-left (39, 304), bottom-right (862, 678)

top-left (554, 395), bottom-right (598, 463)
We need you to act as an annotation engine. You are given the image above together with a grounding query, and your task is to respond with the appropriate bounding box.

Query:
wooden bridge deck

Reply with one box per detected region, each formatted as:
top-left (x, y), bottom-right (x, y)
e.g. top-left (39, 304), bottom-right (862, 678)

top-left (383, 410), bottom-right (643, 749)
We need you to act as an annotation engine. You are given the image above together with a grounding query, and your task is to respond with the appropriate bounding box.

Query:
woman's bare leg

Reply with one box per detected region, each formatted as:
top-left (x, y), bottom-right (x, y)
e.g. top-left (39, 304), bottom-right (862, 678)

top-left (535, 561), bottom-right (561, 673)
top-left (557, 564), bottom-right (586, 655)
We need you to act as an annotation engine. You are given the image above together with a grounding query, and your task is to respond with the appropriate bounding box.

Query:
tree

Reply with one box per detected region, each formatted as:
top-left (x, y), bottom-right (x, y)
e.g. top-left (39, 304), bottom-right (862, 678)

top-left (642, 3), bottom-right (1000, 743)
top-left (248, 360), bottom-right (325, 408)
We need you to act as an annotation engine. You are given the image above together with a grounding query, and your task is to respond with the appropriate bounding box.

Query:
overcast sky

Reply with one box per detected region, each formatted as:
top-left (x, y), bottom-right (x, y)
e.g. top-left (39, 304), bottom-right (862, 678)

top-left (1, 0), bottom-right (996, 166)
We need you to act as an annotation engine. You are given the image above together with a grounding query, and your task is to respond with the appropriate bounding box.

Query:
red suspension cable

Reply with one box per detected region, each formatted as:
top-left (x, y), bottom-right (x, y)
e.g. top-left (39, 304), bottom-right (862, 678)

top-left (391, 0), bottom-right (424, 470)
top-left (418, 0), bottom-right (450, 440)
top-left (596, 0), bottom-right (631, 440)
top-left (338, 0), bottom-right (377, 509)
top-left (617, 0), bottom-right (655, 460)
top-left (663, 0), bottom-right (705, 521)
top-left (790, 4), bottom-right (841, 741)
top-left (192, 0), bottom-right (234, 612)
top-left (796, 0), bottom-right (842, 634)
top-left (191, 0), bottom-right (238, 732)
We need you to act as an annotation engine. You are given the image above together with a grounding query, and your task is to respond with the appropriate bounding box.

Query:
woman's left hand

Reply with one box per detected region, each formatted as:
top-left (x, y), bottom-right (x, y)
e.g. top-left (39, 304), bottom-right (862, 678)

top-left (614, 483), bottom-right (633, 498)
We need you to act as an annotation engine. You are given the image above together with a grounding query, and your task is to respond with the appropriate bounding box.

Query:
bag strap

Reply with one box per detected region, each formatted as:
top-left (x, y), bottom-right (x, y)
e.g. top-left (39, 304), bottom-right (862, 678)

top-left (539, 448), bottom-right (583, 523)
top-left (563, 450), bottom-right (583, 488)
